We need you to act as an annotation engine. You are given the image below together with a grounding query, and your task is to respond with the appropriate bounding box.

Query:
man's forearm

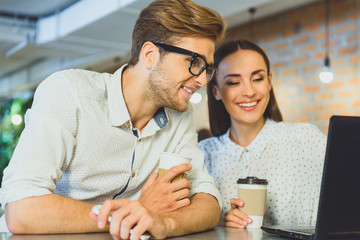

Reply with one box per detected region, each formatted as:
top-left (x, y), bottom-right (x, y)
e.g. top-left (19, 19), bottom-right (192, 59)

top-left (163, 192), bottom-right (220, 237)
top-left (6, 194), bottom-right (105, 234)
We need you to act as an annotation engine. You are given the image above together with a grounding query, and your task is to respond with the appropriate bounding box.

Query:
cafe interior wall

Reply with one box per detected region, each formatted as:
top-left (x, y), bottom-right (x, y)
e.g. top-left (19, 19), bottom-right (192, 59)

top-left (192, 0), bottom-right (360, 134)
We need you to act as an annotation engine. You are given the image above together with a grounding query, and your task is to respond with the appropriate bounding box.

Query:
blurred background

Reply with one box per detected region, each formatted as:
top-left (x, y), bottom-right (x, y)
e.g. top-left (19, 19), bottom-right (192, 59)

top-left (0, 0), bottom-right (359, 184)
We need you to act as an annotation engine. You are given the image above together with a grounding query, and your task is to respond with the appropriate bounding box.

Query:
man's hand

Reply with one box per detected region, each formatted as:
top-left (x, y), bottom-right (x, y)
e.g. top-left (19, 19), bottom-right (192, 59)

top-left (89, 199), bottom-right (171, 240)
top-left (89, 193), bottom-right (221, 239)
top-left (222, 198), bottom-right (253, 228)
top-left (138, 163), bottom-right (192, 214)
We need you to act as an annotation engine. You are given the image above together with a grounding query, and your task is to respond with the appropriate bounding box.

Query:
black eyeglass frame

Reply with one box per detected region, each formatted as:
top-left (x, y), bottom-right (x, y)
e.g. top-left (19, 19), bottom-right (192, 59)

top-left (152, 42), bottom-right (216, 82)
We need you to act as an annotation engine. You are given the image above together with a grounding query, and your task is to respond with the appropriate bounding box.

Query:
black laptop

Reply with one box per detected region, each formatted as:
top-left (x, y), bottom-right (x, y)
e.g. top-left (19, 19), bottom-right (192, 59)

top-left (261, 115), bottom-right (360, 240)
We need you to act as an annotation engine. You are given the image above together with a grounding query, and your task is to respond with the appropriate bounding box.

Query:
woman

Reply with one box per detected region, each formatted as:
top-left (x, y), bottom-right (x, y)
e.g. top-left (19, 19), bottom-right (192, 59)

top-left (199, 39), bottom-right (326, 228)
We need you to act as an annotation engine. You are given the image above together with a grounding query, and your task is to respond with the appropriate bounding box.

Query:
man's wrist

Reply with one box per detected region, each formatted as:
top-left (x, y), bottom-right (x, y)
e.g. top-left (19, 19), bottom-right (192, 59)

top-left (161, 214), bottom-right (176, 237)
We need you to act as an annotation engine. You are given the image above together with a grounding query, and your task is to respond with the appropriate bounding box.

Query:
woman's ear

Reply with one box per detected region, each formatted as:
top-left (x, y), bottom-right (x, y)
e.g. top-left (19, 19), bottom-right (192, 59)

top-left (140, 42), bottom-right (158, 70)
top-left (212, 85), bottom-right (222, 101)
top-left (268, 72), bottom-right (272, 91)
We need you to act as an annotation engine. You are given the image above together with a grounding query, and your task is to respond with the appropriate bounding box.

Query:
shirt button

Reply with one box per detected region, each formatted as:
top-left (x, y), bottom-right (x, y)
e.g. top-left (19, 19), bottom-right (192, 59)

top-left (245, 149), bottom-right (249, 153)
top-left (127, 121), bottom-right (131, 128)
top-left (131, 172), bottom-right (135, 178)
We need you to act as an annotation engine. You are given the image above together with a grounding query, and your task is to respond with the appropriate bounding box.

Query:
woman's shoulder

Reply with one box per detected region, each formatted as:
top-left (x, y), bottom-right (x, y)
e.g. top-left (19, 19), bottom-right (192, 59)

top-left (199, 133), bottom-right (229, 152)
top-left (199, 135), bottom-right (224, 147)
top-left (269, 120), bottom-right (322, 134)
top-left (268, 120), bottom-right (326, 142)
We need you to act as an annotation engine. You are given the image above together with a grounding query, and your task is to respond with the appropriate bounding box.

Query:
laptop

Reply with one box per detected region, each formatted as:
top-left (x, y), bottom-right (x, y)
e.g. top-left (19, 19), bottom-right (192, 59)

top-left (261, 115), bottom-right (360, 240)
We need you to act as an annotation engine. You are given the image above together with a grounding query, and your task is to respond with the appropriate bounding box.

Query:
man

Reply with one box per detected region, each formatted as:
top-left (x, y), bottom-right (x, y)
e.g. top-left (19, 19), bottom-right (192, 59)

top-left (0, 0), bottom-right (225, 239)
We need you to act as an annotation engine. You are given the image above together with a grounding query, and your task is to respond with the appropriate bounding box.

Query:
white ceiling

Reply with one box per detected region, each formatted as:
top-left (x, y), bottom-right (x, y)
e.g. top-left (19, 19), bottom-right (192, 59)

top-left (0, 0), bottom-right (320, 98)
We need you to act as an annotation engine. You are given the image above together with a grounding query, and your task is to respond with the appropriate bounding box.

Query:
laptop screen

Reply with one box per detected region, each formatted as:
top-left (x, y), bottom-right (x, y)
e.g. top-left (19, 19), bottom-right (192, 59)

top-left (315, 115), bottom-right (360, 239)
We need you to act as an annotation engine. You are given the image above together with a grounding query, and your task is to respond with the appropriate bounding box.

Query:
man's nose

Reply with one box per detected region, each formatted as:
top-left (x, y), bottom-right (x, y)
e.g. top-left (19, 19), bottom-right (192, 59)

top-left (193, 71), bottom-right (208, 87)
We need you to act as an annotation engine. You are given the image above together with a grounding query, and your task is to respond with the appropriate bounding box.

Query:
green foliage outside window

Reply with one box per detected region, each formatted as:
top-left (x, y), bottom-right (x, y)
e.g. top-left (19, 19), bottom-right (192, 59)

top-left (0, 93), bottom-right (34, 186)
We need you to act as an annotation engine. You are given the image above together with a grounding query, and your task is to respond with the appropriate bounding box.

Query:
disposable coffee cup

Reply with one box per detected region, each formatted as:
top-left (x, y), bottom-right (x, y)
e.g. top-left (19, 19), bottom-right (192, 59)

top-left (157, 152), bottom-right (191, 182)
top-left (237, 176), bottom-right (268, 228)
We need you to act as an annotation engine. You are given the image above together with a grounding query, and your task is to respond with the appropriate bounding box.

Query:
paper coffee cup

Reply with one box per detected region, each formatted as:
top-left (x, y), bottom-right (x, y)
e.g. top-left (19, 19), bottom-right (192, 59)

top-left (237, 176), bottom-right (268, 228)
top-left (157, 152), bottom-right (191, 182)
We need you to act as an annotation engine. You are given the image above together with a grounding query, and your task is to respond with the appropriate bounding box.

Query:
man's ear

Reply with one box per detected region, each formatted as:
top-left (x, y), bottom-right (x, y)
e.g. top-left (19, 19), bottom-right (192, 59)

top-left (212, 85), bottom-right (222, 101)
top-left (140, 42), bottom-right (158, 70)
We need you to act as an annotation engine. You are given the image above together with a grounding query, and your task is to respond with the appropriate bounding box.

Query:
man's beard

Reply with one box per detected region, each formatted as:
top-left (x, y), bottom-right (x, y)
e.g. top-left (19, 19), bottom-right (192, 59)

top-left (146, 63), bottom-right (190, 112)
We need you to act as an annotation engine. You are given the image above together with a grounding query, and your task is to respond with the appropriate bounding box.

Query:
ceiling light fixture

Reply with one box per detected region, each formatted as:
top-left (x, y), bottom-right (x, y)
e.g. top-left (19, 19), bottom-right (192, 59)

top-left (319, 0), bottom-right (334, 83)
top-left (248, 7), bottom-right (257, 42)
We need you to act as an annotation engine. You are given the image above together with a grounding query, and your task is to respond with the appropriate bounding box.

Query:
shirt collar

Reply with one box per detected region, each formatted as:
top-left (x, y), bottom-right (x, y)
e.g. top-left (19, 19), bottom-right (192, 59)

top-left (223, 118), bottom-right (276, 159)
top-left (107, 64), bottom-right (131, 127)
top-left (140, 107), bottom-right (169, 138)
top-left (245, 118), bottom-right (275, 159)
top-left (154, 107), bottom-right (168, 128)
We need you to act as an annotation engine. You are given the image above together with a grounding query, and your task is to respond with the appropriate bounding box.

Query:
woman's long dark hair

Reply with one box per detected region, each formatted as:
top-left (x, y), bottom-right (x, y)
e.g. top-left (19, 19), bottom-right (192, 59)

top-left (208, 39), bottom-right (283, 136)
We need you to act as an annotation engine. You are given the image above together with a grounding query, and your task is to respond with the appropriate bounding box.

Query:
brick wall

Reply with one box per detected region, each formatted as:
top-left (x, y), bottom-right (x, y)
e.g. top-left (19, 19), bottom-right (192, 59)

top-left (192, 0), bottom-right (360, 133)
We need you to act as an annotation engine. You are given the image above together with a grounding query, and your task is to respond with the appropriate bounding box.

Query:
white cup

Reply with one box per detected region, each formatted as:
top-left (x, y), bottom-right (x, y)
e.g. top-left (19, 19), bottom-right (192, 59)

top-left (237, 176), bottom-right (268, 228)
top-left (157, 152), bottom-right (191, 181)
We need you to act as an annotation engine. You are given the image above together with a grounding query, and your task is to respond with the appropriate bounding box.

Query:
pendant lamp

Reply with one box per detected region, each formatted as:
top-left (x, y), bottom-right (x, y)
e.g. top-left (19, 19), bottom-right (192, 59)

top-left (319, 0), bottom-right (334, 83)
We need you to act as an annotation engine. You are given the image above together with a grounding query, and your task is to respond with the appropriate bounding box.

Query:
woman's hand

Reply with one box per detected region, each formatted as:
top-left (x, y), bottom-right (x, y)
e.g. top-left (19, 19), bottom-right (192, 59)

top-left (222, 198), bottom-right (253, 228)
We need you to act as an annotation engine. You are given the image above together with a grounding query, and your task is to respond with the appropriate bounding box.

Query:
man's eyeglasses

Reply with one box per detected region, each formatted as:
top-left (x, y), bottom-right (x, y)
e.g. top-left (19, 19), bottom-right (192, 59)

top-left (152, 42), bottom-right (216, 83)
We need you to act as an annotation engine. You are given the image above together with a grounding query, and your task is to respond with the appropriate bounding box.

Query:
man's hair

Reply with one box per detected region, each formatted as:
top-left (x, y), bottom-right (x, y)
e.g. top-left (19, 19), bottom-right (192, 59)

top-left (207, 39), bottom-right (283, 137)
top-left (128, 0), bottom-right (226, 66)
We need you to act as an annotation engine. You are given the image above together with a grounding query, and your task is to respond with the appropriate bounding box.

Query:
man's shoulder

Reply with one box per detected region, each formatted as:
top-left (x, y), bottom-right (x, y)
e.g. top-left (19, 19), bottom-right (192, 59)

top-left (40, 69), bottom-right (112, 98)
top-left (59, 68), bottom-right (110, 86)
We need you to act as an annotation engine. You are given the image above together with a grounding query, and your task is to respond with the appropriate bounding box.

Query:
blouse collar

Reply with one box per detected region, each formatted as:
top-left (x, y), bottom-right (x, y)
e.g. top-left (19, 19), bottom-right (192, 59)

top-left (223, 118), bottom-right (277, 159)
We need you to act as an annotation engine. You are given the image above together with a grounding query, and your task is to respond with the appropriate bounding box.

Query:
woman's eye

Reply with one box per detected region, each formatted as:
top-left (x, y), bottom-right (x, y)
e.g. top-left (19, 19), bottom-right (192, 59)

top-left (253, 78), bottom-right (264, 82)
top-left (226, 81), bottom-right (239, 86)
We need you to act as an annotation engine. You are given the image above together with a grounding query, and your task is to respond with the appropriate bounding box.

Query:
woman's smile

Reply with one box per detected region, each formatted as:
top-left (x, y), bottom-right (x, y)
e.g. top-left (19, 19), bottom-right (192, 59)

top-left (237, 99), bottom-right (261, 111)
